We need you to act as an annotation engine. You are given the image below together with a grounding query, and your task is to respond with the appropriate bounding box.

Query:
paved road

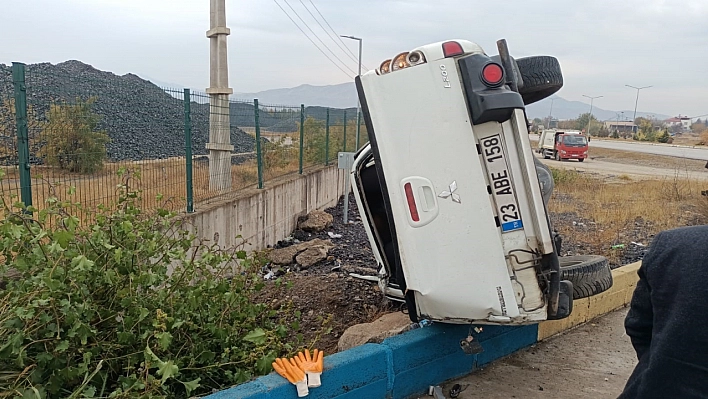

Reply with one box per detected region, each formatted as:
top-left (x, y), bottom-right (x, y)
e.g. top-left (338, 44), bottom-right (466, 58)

top-left (441, 308), bottom-right (635, 399)
top-left (528, 134), bottom-right (708, 161)
top-left (590, 140), bottom-right (708, 161)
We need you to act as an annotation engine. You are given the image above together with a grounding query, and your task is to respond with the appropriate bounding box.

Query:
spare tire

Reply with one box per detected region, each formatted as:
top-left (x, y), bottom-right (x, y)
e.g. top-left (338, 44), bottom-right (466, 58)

top-left (516, 56), bottom-right (563, 105)
top-left (559, 255), bottom-right (613, 299)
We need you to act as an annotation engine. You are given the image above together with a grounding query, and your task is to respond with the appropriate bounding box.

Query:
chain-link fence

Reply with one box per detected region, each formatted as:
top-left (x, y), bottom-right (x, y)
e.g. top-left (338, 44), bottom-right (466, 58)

top-left (1, 61), bottom-right (368, 215)
top-left (0, 64), bottom-right (23, 207)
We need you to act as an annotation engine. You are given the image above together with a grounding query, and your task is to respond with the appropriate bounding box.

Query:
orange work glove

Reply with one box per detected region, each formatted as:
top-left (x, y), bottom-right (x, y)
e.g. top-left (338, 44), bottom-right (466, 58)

top-left (272, 357), bottom-right (309, 397)
top-left (293, 348), bottom-right (324, 387)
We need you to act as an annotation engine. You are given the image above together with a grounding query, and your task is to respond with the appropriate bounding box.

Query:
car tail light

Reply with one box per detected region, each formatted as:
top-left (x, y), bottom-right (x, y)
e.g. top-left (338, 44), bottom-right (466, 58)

top-left (442, 41), bottom-right (464, 57)
top-left (391, 52), bottom-right (410, 71)
top-left (481, 63), bottom-right (504, 87)
top-left (404, 183), bottom-right (420, 222)
top-left (379, 59), bottom-right (392, 74)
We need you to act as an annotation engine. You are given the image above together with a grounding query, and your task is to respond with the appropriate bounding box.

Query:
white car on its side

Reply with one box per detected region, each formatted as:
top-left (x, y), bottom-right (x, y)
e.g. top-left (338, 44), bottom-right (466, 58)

top-left (350, 39), bottom-right (612, 326)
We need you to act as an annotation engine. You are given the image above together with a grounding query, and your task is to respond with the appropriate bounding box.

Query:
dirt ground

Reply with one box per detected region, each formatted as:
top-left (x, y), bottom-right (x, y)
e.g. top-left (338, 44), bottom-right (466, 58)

top-left (257, 149), bottom-right (708, 354)
top-left (256, 194), bottom-right (396, 354)
top-left (440, 308), bottom-right (635, 399)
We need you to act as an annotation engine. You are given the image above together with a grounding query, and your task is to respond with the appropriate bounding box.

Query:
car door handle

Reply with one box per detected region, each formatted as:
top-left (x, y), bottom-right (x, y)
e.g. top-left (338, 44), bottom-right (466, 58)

top-left (401, 177), bottom-right (439, 227)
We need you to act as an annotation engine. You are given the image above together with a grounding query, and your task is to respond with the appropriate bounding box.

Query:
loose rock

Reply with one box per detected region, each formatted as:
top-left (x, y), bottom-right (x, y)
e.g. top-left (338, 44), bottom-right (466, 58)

top-left (298, 210), bottom-right (334, 232)
top-left (337, 312), bottom-right (412, 351)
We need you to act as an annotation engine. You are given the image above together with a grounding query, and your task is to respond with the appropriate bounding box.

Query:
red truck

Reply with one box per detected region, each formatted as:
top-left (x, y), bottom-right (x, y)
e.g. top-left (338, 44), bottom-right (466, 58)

top-left (538, 129), bottom-right (589, 161)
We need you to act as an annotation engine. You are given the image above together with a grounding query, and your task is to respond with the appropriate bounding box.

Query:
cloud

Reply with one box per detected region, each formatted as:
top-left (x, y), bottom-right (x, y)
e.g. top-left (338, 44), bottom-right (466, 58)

top-left (1, 0), bottom-right (706, 116)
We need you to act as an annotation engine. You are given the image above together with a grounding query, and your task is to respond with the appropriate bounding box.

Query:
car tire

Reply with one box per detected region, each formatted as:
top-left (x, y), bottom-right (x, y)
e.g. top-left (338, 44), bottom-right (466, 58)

top-left (559, 255), bottom-right (613, 299)
top-left (554, 151), bottom-right (561, 161)
top-left (578, 158), bottom-right (585, 162)
top-left (516, 56), bottom-right (563, 105)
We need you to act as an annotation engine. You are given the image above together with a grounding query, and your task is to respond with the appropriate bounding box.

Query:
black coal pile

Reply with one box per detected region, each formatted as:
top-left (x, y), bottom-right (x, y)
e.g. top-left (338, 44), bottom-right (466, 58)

top-left (0, 61), bottom-right (255, 162)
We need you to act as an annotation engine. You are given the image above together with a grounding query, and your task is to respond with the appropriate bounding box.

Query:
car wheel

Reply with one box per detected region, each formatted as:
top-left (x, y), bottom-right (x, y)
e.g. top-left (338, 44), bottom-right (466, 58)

top-left (578, 158), bottom-right (585, 162)
top-left (554, 151), bottom-right (561, 161)
top-left (559, 255), bottom-right (613, 299)
top-left (516, 56), bottom-right (563, 105)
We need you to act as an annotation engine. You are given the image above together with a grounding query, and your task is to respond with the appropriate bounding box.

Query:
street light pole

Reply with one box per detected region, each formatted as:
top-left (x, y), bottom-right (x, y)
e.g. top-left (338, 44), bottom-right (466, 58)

top-left (341, 35), bottom-right (362, 150)
top-left (548, 97), bottom-right (556, 128)
top-left (582, 95), bottom-right (603, 136)
top-left (626, 85), bottom-right (652, 132)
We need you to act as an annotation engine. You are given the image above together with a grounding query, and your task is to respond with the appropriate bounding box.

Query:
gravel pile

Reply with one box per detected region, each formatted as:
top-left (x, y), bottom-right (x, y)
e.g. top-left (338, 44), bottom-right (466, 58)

top-left (0, 60), bottom-right (255, 162)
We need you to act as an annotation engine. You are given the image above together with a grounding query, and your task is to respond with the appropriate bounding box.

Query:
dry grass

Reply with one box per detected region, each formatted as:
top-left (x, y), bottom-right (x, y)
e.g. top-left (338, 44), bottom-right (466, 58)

top-left (0, 151), bottom-right (306, 217)
top-left (549, 168), bottom-right (708, 264)
top-left (589, 147), bottom-right (708, 172)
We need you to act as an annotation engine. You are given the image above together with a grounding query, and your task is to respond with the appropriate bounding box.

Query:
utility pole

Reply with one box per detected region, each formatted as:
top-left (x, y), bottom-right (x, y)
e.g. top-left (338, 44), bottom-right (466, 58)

top-left (547, 97), bottom-right (556, 128)
top-left (206, 0), bottom-right (234, 191)
top-left (582, 94), bottom-right (602, 136)
top-left (341, 35), bottom-right (362, 149)
top-left (626, 84), bottom-right (652, 134)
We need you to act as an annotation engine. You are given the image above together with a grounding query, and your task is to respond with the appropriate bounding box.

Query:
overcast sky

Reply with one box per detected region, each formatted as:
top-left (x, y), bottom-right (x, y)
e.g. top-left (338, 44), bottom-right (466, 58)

top-left (2, 0), bottom-right (707, 117)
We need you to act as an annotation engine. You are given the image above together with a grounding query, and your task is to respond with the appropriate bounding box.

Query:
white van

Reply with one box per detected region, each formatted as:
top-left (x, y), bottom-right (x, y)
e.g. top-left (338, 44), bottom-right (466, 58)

top-left (350, 40), bottom-right (611, 325)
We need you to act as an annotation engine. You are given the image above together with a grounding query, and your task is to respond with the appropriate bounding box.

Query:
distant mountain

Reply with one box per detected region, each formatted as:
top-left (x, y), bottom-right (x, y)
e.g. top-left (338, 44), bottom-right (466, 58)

top-left (237, 82), bottom-right (669, 121)
top-left (527, 96), bottom-right (669, 122)
top-left (236, 83), bottom-right (358, 109)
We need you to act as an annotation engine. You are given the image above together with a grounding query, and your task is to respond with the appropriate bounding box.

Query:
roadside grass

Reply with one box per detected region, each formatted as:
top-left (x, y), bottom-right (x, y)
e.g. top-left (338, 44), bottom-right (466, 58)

top-left (0, 153), bottom-right (305, 219)
top-left (589, 147), bottom-right (708, 172)
top-left (549, 168), bottom-right (708, 265)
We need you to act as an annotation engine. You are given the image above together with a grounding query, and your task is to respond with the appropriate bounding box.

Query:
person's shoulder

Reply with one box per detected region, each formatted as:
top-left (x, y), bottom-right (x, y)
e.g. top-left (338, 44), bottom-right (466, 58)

top-left (652, 225), bottom-right (708, 250)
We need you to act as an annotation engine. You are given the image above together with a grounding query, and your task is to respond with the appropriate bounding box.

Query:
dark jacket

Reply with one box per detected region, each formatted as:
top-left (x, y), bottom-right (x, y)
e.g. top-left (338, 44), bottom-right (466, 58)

top-left (620, 225), bottom-right (708, 399)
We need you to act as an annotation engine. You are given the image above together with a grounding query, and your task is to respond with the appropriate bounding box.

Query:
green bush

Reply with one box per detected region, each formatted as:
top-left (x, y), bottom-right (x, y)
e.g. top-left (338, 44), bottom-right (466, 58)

top-left (0, 169), bottom-right (300, 398)
top-left (39, 98), bottom-right (110, 174)
top-left (550, 167), bottom-right (581, 185)
top-left (657, 130), bottom-right (672, 143)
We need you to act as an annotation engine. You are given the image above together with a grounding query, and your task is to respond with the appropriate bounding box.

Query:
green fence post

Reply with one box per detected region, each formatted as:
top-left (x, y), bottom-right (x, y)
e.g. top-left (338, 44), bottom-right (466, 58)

top-left (356, 111), bottom-right (362, 150)
top-left (254, 99), bottom-right (263, 189)
top-left (342, 110), bottom-right (347, 152)
top-left (299, 104), bottom-right (304, 174)
top-left (12, 62), bottom-right (32, 211)
top-left (183, 88), bottom-right (194, 213)
top-left (325, 108), bottom-right (330, 166)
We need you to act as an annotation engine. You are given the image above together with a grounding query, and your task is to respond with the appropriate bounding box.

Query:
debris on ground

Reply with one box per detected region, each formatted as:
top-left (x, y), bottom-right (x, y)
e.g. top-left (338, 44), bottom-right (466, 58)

top-left (298, 210), bottom-right (334, 232)
top-left (256, 183), bottom-right (705, 353)
top-left (337, 312), bottom-right (412, 351)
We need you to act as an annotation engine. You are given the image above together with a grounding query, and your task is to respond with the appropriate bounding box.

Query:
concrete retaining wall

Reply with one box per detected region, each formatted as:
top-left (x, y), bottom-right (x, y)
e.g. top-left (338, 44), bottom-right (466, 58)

top-left (206, 262), bottom-right (641, 399)
top-left (185, 166), bottom-right (346, 251)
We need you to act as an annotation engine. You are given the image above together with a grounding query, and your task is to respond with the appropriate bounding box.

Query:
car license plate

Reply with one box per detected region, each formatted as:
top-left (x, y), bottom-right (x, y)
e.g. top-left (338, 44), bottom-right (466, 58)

top-left (479, 134), bottom-right (524, 233)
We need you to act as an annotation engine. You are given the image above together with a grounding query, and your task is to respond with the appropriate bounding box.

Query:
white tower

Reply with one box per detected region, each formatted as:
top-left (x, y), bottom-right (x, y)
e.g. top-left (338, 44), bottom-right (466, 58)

top-left (206, 0), bottom-right (233, 191)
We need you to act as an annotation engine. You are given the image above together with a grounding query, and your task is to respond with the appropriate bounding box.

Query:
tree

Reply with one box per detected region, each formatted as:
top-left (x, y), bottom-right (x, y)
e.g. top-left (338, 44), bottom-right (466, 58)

top-left (575, 113), bottom-right (601, 136)
top-left (557, 119), bottom-right (577, 129)
top-left (634, 118), bottom-right (658, 142)
top-left (691, 121), bottom-right (707, 133)
top-left (657, 129), bottom-right (672, 143)
top-left (698, 129), bottom-right (708, 146)
top-left (39, 98), bottom-right (110, 173)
